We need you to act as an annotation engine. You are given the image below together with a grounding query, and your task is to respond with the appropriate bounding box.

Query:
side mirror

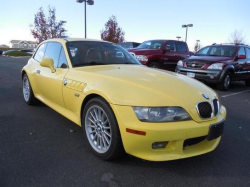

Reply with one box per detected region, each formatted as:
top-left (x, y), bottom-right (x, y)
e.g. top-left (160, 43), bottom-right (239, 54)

top-left (40, 58), bottom-right (56, 73)
top-left (238, 55), bottom-right (246, 59)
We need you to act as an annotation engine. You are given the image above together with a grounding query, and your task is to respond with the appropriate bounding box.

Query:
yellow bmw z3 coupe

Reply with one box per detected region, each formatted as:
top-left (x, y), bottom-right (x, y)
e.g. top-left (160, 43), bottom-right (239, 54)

top-left (21, 38), bottom-right (226, 161)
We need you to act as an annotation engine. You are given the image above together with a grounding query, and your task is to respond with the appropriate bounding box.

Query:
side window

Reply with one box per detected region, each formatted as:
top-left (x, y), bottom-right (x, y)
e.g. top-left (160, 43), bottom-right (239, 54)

top-left (58, 47), bottom-right (68, 68)
top-left (165, 41), bottom-right (176, 51)
top-left (176, 42), bottom-right (188, 52)
top-left (34, 43), bottom-right (47, 62)
top-left (238, 47), bottom-right (246, 56)
top-left (245, 48), bottom-right (250, 58)
top-left (43, 42), bottom-right (62, 68)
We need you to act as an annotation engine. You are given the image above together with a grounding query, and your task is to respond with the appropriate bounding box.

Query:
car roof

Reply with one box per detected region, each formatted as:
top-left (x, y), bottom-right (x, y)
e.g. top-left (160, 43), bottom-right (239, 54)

top-left (45, 38), bottom-right (112, 44)
top-left (143, 39), bottom-right (185, 42)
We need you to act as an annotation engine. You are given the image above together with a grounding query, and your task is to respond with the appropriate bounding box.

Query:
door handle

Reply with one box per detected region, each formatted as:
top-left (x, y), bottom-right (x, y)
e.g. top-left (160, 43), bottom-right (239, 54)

top-left (63, 79), bottom-right (67, 86)
top-left (36, 70), bottom-right (41, 74)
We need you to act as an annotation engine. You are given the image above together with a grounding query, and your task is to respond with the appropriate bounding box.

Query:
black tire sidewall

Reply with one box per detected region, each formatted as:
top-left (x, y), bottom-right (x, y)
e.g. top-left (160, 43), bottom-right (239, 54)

top-left (149, 62), bottom-right (161, 69)
top-left (217, 72), bottom-right (232, 91)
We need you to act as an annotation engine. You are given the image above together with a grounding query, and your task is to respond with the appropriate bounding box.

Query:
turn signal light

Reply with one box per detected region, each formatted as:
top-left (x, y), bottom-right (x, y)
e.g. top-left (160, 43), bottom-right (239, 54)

top-left (126, 128), bottom-right (146, 136)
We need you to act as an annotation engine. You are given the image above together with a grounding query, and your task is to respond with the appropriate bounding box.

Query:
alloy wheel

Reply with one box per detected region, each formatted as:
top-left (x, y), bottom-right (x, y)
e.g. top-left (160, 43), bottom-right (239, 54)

top-left (85, 105), bottom-right (112, 154)
top-left (23, 77), bottom-right (30, 102)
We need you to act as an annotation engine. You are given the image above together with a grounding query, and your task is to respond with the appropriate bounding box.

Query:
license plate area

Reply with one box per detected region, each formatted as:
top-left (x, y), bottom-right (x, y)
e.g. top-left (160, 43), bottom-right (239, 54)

top-left (187, 72), bottom-right (195, 78)
top-left (207, 121), bottom-right (224, 141)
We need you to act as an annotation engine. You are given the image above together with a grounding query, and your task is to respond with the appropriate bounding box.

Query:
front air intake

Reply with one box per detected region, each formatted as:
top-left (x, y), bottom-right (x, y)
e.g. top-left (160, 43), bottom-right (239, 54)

top-left (197, 102), bottom-right (213, 119)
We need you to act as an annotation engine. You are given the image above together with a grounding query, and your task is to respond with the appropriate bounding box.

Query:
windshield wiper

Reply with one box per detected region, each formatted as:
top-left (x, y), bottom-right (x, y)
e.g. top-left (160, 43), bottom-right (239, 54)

top-left (123, 62), bottom-right (136, 64)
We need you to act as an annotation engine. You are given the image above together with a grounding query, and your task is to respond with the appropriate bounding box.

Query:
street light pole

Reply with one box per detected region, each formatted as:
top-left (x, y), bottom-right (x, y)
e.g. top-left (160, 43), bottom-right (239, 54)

top-left (85, 0), bottom-right (86, 38)
top-left (176, 36), bottom-right (181, 41)
top-left (76, 0), bottom-right (94, 38)
top-left (182, 24), bottom-right (193, 43)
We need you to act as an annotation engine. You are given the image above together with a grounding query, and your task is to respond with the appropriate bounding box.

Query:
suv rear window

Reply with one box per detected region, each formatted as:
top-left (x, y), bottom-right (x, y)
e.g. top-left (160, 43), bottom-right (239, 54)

top-left (196, 46), bottom-right (237, 57)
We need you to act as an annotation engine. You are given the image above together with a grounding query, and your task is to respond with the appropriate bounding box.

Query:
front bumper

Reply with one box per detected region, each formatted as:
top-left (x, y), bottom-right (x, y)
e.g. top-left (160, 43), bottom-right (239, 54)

top-left (176, 66), bottom-right (222, 83)
top-left (111, 104), bottom-right (226, 161)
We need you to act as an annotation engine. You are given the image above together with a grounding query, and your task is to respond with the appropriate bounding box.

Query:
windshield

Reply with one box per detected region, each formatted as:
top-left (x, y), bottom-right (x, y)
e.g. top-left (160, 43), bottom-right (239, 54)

top-left (137, 40), bottom-right (165, 49)
top-left (66, 41), bottom-right (141, 67)
top-left (196, 46), bottom-right (237, 57)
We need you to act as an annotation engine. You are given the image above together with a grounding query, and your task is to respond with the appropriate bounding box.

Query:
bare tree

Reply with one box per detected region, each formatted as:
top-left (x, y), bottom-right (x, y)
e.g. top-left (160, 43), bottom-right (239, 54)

top-left (228, 30), bottom-right (246, 44)
top-left (31, 6), bottom-right (67, 43)
top-left (100, 15), bottom-right (125, 43)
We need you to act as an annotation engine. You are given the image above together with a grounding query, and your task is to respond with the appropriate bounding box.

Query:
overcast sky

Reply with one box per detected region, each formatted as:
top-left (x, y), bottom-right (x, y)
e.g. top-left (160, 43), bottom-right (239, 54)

top-left (1, 0), bottom-right (249, 50)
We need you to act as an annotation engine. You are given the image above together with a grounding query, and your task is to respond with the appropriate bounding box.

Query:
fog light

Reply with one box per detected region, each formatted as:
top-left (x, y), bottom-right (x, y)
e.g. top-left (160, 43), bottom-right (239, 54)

top-left (152, 141), bottom-right (168, 149)
top-left (209, 74), bottom-right (214, 79)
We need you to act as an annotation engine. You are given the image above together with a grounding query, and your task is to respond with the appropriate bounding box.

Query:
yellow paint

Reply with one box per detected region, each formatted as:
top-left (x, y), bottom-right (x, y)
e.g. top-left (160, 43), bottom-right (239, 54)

top-left (21, 38), bottom-right (227, 161)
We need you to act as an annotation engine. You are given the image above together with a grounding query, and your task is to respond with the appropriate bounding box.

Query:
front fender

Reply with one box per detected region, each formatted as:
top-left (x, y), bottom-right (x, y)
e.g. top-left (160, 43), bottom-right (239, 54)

top-left (219, 65), bottom-right (235, 81)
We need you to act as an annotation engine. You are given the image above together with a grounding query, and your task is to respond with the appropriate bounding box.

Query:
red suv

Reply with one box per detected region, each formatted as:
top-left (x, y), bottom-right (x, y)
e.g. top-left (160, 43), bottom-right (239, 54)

top-left (128, 40), bottom-right (191, 71)
top-left (176, 44), bottom-right (250, 90)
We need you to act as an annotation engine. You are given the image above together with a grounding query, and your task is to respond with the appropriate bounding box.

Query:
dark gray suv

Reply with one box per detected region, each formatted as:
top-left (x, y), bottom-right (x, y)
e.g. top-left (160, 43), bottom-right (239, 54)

top-left (176, 43), bottom-right (250, 91)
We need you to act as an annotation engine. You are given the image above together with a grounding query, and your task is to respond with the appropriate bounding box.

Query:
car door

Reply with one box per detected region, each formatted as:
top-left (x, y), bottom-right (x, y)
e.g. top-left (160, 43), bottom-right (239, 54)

top-left (235, 47), bottom-right (248, 80)
top-left (30, 43), bottom-right (48, 94)
top-left (162, 41), bottom-right (179, 71)
top-left (34, 42), bottom-right (69, 107)
top-left (176, 41), bottom-right (190, 60)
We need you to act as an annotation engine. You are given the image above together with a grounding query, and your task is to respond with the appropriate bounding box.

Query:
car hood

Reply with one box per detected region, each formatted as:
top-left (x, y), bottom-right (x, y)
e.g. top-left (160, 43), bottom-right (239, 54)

top-left (67, 65), bottom-right (218, 122)
top-left (127, 48), bottom-right (161, 55)
top-left (187, 55), bottom-right (233, 64)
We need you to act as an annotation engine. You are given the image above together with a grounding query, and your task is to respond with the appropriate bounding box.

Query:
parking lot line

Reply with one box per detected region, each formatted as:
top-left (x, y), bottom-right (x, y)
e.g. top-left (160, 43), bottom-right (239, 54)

top-left (221, 90), bottom-right (250, 98)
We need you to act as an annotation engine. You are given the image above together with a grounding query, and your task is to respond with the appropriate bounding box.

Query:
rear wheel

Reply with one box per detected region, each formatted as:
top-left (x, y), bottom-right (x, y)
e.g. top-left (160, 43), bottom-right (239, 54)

top-left (22, 74), bottom-right (39, 105)
top-left (82, 97), bottom-right (124, 160)
top-left (216, 72), bottom-right (232, 91)
top-left (148, 61), bottom-right (161, 69)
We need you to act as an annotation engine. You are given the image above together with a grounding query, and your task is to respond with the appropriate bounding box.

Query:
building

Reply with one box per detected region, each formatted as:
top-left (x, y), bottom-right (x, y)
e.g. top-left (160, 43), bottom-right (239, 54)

top-left (9, 40), bottom-right (38, 49)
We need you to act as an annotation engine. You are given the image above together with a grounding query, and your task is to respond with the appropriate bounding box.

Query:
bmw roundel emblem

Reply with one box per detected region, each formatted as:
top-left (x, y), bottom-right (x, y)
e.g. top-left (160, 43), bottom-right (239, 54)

top-left (202, 94), bottom-right (209, 100)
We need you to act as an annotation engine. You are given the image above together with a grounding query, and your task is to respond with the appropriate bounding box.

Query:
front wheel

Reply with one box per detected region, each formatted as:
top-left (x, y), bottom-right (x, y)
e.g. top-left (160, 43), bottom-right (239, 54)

top-left (148, 62), bottom-right (161, 69)
top-left (82, 97), bottom-right (124, 160)
top-left (22, 74), bottom-right (39, 105)
top-left (217, 72), bottom-right (232, 91)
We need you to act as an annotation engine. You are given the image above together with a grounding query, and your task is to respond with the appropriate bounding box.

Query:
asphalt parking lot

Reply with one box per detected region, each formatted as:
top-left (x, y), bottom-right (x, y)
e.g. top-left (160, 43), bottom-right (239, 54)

top-left (0, 56), bottom-right (250, 187)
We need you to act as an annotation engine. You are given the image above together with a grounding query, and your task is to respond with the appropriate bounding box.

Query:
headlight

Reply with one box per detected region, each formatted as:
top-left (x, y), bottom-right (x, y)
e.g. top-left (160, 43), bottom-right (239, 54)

top-left (207, 63), bottom-right (223, 70)
top-left (177, 60), bottom-right (184, 66)
top-left (136, 55), bottom-right (148, 62)
top-left (133, 107), bottom-right (191, 122)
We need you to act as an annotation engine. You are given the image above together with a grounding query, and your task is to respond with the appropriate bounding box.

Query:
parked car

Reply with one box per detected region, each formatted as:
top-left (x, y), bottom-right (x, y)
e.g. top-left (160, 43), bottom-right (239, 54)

top-left (117, 42), bottom-right (141, 49)
top-left (21, 38), bottom-right (226, 161)
top-left (176, 43), bottom-right (250, 90)
top-left (128, 40), bottom-right (192, 71)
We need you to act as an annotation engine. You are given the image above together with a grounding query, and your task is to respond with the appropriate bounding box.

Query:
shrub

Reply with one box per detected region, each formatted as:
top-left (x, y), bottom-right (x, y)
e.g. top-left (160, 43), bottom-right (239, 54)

top-left (6, 51), bottom-right (32, 57)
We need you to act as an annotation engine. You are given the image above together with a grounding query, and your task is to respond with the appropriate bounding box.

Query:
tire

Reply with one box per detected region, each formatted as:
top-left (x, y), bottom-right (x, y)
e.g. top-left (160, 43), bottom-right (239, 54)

top-left (82, 97), bottom-right (125, 160)
top-left (22, 74), bottom-right (39, 105)
top-left (148, 61), bottom-right (161, 69)
top-left (216, 72), bottom-right (232, 91)
top-left (245, 79), bottom-right (250, 87)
